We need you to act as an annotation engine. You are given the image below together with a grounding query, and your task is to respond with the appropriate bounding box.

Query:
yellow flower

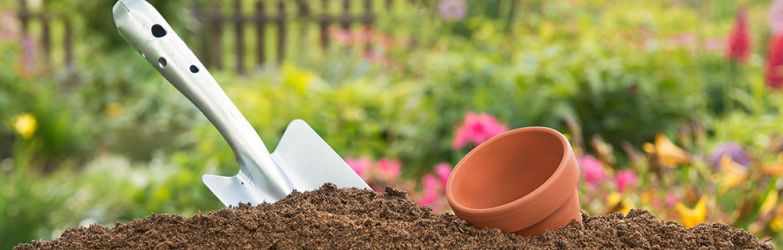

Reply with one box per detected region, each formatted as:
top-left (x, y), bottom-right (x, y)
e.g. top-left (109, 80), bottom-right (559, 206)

top-left (718, 155), bottom-right (748, 192)
top-left (607, 192), bottom-right (634, 214)
top-left (619, 204), bottom-right (633, 214)
top-left (771, 214), bottom-right (783, 232)
top-left (675, 195), bottom-right (707, 228)
top-left (11, 113), bottom-right (37, 139)
top-left (761, 163), bottom-right (783, 176)
top-left (642, 143), bottom-right (655, 154)
top-left (640, 190), bottom-right (655, 206)
top-left (282, 64), bottom-right (315, 94)
top-left (539, 22), bottom-right (555, 41)
top-left (607, 192), bottom-right (622, 206)
top-left (105, 102), bottom-right (124, 117)
top-left (761, 155), bottom-right (783, 176)
top-left (760, 188), bottom-right (778, 215)
top-left (654, 133), bottom-right (690, 168)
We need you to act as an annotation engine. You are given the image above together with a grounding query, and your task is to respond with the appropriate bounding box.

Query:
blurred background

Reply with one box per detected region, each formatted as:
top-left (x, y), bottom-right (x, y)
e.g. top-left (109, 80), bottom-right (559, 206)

top-left (1, 0), bottom-right (783, 247)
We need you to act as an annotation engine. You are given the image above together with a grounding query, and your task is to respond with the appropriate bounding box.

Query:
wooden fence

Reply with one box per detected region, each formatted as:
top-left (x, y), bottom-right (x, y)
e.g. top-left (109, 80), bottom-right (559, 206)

top-left (16, 0), bottom-right (75, 69)
top-left (14, 0), bottom-right (416, 75)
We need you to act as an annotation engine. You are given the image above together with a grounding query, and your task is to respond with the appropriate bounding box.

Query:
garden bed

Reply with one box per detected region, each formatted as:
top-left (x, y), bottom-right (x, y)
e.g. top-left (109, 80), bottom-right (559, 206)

top-left (16, 184), bottom-right (772, 249)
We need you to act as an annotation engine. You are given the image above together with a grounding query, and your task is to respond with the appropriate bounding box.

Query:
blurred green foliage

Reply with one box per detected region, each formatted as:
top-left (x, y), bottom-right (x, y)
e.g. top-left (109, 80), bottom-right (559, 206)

top-left (1, 0), bottom-right (782, 248)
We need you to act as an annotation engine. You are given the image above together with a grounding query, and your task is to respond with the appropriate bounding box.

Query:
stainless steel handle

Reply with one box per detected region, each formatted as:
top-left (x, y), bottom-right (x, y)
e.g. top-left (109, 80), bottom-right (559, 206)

top-left (112, 0), bottom-right (291, 198)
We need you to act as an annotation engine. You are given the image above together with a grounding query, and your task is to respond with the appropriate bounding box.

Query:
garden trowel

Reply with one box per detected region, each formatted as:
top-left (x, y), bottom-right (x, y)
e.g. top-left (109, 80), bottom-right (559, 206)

top-left (112, 0), bottom-right (369, 207)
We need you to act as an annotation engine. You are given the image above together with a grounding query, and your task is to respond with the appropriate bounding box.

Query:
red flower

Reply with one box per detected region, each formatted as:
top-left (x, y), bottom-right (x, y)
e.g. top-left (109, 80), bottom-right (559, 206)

top-left (766, 34), bottom-right (783, 90)
top-left (727, 9), bottom-right (750, 62)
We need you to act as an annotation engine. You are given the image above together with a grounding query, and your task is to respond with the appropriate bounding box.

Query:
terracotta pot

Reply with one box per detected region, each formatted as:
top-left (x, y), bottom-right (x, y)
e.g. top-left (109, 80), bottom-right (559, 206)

top-left (446, 127), bottom-right (581, 236)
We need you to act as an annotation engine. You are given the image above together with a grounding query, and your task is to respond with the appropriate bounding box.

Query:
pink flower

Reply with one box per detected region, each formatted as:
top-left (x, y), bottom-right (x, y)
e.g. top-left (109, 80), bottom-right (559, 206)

top-left (422, 174), bottom-right (440, 192)
top-left (703, 38), bottom-right (724, 52)
top-left (579, 155), bottom-right (607, 186)
top-left (452, 112), bottom-right (509, 150)
top-left (376, 158), bottom-right (401, 181)
top-left (434, 163), bottom-right (452, 187)
top-left (17, 36), bottom-right (38, 78)
top-left (0, 11), bottom-right (19, 42)
top-left (727, 8), bottom-right (750, 62)
top-left (666, 194), bottom-right (680, 206)
top-left (670, 33), bottom-right (696, 49)
top-left (329, 27), bottom-right (379, 47)
top-left (419, 174), bottom-right (442, 207)
top-left (770, 0), bottom-right (783, 34)
top-left (363, 49), bottom-right (389, 66)
top-left (328, 27), bottom-right (353, 44)
top-left (438, 0), bottom-right (467, 22)
top-left (614, 170), bottom-right (639, 193)
top-left (345, 157), bottom-right (372, 178)
top-left (418, 189), bottom-right (440, 207)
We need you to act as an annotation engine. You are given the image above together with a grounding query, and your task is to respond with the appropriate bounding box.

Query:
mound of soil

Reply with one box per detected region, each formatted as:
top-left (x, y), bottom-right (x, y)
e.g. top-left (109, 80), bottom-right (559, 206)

top-left (16, 184), bottom-right (772, 249)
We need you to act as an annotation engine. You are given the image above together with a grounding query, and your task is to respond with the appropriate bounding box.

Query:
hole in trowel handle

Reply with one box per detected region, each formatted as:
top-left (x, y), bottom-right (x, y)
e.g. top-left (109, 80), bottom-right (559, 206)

top-left (151, 24), bottom-right (166, 38)
top-left (158, 57), bottom-right (167, 68)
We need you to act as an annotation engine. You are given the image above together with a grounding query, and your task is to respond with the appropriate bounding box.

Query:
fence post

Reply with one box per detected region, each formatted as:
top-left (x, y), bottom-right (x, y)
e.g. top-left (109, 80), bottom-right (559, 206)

top-left (296, 0), bottom-right (310, 61)
top-left (363, 0), bottom-right (374, 26)
top-left (233, 0), bottom-right (245, 75)
top-left (276, 0), bottom-right (285, 64)
top-left (210, 0), bottom-right (223, 70)
top-left (41, 2), bottom-right (52, 68)
top-left (340, 0), bottom-right (351, 30)
top-left (296, 0), bottom-right (310, 17)
top-left (192, 4), bottom-right (204, 62)
top-left (363, 0), bottom-right (374, 53)
top-left (255, 0), bottom-right (266, 69)
top-left (18, 0), bottom-right (29, 36)
top-left (318, 0), bottom-right (330, 48)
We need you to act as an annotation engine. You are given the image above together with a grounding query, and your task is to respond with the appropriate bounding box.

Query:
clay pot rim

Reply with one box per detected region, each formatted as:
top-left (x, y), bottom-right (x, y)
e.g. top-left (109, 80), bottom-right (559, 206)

top-left (446, 126), bottom-right (572, 215)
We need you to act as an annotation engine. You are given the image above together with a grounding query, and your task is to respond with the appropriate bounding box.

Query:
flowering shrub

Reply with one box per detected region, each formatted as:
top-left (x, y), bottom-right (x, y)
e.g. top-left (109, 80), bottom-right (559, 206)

top-left (346, 157), bottom-right (454, 213)
top-left (344, 112), bottom-right (508, 213)
top-left (579, 128), bottom-right (783, 242)
top-left (343, 110), bottom-right (783, 246)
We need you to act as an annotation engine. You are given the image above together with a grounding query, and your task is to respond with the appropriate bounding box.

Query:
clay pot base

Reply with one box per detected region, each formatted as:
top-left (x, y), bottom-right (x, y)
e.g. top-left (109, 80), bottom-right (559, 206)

top-left (514, 191), bottom-right (581, 236)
